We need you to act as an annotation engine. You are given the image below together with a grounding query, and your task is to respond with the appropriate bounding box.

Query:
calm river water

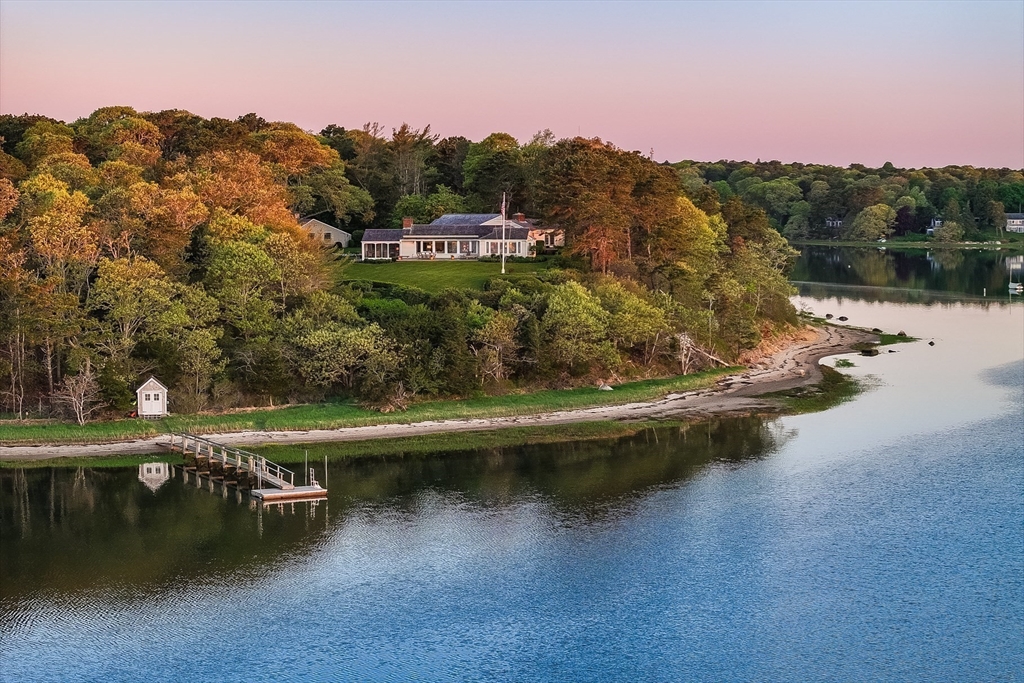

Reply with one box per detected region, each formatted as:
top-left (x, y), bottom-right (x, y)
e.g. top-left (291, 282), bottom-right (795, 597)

top-left (2, 248), bottom-right (1022, 682)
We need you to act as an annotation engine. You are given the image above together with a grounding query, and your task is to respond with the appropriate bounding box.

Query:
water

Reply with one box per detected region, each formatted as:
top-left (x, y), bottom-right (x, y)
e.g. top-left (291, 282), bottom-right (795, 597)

top-left (2, 250), bottom-right (1022, 682)
top-left (791, 245), bottom-right (1021, 297)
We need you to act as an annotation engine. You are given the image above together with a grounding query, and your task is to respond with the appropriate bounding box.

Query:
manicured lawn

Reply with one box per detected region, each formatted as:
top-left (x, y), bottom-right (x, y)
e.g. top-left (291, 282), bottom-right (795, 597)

top-left (0, 367), bottom-right (738, 447)
top-left (342, 260), bottom-right (554, 292)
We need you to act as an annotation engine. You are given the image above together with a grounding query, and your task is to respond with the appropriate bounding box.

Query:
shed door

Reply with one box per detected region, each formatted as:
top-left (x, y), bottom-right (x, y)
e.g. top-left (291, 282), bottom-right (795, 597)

top-left (142, 391), bottom-right (162, 414)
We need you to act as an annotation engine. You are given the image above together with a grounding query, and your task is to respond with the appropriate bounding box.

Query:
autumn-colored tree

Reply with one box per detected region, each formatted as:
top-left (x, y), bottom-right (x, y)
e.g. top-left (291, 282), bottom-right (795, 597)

top-left (176, 149), bottom-right (294, 230)
top-left (535, 138), bottom-right (643, 273)
top-left (0, 178), bottom-right (18, 221)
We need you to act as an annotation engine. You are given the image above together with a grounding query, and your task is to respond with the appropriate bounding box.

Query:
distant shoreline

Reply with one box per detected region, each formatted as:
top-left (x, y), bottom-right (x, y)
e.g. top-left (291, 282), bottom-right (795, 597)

top-left (790, 238), bottom-right (1023, 251)
top-left (0, 325), bottom-right (877, 462)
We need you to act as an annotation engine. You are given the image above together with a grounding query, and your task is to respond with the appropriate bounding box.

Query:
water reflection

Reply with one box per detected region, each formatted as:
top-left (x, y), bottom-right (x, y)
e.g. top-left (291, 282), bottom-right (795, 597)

top-left (791, 245), bottom-right (1022, 299)
top-left (0, 417), bottom-right (784, 601)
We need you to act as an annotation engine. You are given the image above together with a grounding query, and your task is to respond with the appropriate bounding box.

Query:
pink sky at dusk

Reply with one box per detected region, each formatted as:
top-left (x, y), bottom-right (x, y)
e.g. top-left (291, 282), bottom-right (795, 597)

top-left (1, 0), bottom-right (1021, 168)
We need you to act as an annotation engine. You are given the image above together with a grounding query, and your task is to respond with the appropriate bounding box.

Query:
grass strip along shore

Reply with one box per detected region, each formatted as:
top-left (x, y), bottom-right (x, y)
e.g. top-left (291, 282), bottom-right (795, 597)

top-left (0, 368), bottom-right (735, 448)
top-left (0, 323), bottom-right (893, 465)
top-left (0, 420), bottom-right (672, 469)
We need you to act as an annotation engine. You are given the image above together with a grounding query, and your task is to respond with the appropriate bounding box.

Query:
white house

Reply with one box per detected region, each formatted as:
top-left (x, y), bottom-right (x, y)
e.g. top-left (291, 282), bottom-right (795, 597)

top-left (138, 462), bottom-right (171, 492)
top-left (362, 214), bottom-right (534, 261)
top-left (136, 377), bottom-right (168, 418)
top-left (825, 217), bottom-right (844, 229)
top-left (512, 213), bottom-right (565, 249)
top-left (1006, 212), bottom-right (1024, 233)
top-left (300, 218), bottom-right (352, 247)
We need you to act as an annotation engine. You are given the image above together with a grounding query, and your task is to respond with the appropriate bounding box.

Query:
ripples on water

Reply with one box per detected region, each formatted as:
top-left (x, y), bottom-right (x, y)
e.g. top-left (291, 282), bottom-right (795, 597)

top-left (1, 250), bottom-right (1022, 682)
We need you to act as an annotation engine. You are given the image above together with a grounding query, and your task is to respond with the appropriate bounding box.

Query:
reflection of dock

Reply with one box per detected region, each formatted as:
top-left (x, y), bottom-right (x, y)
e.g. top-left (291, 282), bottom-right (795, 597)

top-left (163, 433), bottom-right (326, 503)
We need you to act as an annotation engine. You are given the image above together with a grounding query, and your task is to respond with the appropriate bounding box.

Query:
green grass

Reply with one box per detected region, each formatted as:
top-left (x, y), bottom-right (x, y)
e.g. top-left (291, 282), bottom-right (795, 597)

top-left (0, 452), bottom-right (180, 469)
top-left (342, 260), bottom-right (554, 292)
top-left (878, 333), bottom-right (918, 345)
top-left (0, 421), bottom-right (672, 468)
top-left (0, 367), bottom-right (738, 447)
top-left (763, 365), bottom-right (863, 414)
top-left (255, 420), bottom-right (672, 464)
top-left (834, 358), bottom-right (855, 368)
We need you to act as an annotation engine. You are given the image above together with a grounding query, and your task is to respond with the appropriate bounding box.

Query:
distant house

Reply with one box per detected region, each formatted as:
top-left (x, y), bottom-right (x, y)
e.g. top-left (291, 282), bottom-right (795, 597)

top-left (138, 462), bottom-right (171, 492)
top-left (825, 217), bottom-right (844, 229)
top-left (136, 377), bottom-right (168, 418)
top-left (927, 216), bottom-right (944, 236)
top-left (1006, 213), bottom-right (1024, 233)
top-left (361, 214), bottom-right (534, 261)
top-left (512, 212), bottom-right (565, 250)
top-left (300, 218), bottom-right (352, 247)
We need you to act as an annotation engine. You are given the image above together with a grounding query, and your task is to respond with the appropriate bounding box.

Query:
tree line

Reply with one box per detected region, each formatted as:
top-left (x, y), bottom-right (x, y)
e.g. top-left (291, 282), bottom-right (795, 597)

top-left (672, 159), bottom-right (1024, 242)
top-left (0, 108), bottom-right (804, 421)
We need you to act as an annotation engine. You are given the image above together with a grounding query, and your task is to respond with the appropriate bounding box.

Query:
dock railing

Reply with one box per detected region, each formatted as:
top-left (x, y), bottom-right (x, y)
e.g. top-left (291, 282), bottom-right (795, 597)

top-left (168, 433), bottom-right (295, 489)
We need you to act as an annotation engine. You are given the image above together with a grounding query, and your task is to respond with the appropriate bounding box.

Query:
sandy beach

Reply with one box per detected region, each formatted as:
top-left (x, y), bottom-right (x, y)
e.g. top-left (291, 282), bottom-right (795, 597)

top-left (0, 324), bottom-right (875, 461)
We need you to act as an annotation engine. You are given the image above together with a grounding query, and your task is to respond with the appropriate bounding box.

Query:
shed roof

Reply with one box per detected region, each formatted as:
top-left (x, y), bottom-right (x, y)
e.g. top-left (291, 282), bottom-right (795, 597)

top-left (136, 377), bottom-right (167, 393)
top-left (1006, 213), bottom-right (1024, 220)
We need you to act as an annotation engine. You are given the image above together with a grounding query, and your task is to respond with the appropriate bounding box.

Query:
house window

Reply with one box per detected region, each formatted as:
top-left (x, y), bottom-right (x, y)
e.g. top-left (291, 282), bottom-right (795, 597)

top-left (144, 393), bottom-right (151, 401)
top-left (447, 241), bottom-right (457, 253)
top-left (435, 241), bottom-right (445, 253)
top-left (154, 393), bottom-right (160, 402)
top-left (323, 233), bottom-right (331, 241)
top-left (460, 241), bottom-right (471, 254)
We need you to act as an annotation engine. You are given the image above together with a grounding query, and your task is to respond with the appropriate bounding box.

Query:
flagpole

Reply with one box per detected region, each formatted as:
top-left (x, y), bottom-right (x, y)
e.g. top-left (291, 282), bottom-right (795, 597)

top-left (501, 192), bottom-right (507, 275)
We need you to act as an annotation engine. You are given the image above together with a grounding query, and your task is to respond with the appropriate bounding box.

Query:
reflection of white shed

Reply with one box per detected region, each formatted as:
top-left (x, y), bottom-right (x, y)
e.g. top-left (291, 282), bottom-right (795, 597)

top-left (136, 377), bottom-right (168, 418)
top-left (138, 462), bottom-right (171, 492)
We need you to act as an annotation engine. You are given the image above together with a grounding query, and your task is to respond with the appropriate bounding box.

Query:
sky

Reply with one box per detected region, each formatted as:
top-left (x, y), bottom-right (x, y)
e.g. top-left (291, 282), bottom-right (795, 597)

top-left (1, 0), bottom-right (1022, 168)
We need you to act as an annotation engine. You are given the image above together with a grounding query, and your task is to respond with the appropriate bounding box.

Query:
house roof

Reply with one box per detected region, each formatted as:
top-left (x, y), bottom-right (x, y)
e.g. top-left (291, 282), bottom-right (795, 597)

top-left (407, 225), bottom-right (493, 237)
top-left (136, 377), bottom-right (167, 393)
top-left (430, 213), bottom-right (501, 226)
top-left (1006, 213), bottom-right (1024, 220)
top-left (363, 229), bottom-right (404, 242)
top-left (480, 226), bottom-right (531, 240)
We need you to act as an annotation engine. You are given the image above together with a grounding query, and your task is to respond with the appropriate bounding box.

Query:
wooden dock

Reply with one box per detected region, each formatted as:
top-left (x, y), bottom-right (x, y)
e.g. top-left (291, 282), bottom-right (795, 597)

top-left (164, 433), bottom-right (326, 502)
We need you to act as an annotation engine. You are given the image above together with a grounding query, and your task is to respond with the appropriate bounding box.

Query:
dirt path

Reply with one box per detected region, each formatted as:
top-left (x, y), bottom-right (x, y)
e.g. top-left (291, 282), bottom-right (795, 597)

top-left (0, 325), bottom-right (875, 461)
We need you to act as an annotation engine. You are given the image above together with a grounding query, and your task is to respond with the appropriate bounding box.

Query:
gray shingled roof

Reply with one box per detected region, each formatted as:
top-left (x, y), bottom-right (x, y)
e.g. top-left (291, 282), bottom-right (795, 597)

top-left (480, 227), bottom-right (530, 240)
top-left (1007, 213), bottom-right (1024, 219)
top-left (430, 214), bottom-right (500, 226)
top-left (362, 229), bottom-right (404, 242)
top-left (408, 225), bottom-right (492, 237)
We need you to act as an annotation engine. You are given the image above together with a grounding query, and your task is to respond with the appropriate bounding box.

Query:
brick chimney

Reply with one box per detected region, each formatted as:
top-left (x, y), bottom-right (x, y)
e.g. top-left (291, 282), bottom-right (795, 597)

top-left (402, 216), bottom-right (414, 228)
top-left (513, 212), bottom-right (526, 223)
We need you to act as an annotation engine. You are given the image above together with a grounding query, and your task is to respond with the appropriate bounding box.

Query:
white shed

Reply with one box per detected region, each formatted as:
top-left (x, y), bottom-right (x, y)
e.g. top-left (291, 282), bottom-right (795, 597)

top-left (136, 377), bottom-right (168, 418)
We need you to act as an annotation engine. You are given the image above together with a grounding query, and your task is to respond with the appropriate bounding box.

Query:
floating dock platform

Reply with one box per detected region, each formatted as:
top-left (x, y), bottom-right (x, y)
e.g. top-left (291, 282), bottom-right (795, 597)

top-left (251, 486), bottom-right (328, 502)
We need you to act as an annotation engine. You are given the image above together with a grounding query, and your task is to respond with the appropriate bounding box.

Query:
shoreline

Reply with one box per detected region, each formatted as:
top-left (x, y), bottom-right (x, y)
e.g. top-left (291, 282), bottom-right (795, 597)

top-left (789, 238), bottom-right (1023, 251)
top-left (0, 324), bottom-right (877, 462)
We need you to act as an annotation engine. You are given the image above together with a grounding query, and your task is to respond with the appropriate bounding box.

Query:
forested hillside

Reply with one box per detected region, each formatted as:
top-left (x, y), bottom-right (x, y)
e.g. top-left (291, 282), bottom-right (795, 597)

top-left (673, 159), bottom-right (1024, 242)
top-left (0, 109), bottom-right (819, 422)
